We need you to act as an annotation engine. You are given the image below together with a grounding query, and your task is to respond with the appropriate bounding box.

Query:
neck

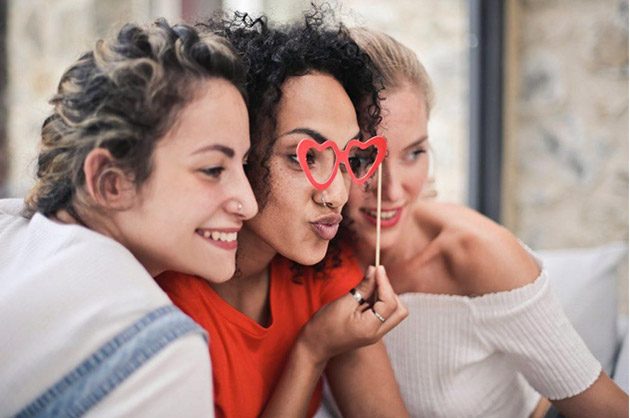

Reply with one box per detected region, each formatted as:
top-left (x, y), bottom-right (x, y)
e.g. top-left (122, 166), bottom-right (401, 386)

top-left (209, 223), bottom-right (275, 324)
top-left (212, 223), bottom-right (277, 294)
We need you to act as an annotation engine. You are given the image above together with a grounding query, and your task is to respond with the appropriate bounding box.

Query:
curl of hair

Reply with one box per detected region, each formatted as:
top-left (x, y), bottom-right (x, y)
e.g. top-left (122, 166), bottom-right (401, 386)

top-left (198, 5), bottom-right (382, 279)
top-left (25, 19), bottom-right (246, 218)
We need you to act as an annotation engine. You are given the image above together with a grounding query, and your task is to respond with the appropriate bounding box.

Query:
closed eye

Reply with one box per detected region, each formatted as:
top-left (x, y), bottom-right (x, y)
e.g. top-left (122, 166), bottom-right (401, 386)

top-left (200, 167), bottom-right (225, 178)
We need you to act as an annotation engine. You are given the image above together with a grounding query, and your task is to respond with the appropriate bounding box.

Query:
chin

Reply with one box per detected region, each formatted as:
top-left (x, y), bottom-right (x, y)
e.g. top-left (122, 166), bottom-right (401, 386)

top-left (193, 263), bottom-right (236, 284)
top-left (284, 244), bottom-right (328, 266)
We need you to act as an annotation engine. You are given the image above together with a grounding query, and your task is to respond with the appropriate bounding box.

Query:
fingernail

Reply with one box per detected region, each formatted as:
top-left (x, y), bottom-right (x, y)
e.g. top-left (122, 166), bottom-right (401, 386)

top-left (377, 265), bottom-right (386, 275)
top-left (366, 265), bottom-right (375, 277)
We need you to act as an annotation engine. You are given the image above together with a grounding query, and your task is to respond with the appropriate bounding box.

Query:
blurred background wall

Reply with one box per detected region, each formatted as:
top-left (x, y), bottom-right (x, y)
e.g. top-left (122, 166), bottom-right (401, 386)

top-left (1, 0), bottom-right (627, 309)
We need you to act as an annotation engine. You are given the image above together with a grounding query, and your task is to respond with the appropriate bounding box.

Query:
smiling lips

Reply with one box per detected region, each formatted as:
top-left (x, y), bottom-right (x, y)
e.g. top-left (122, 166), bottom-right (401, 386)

top-left (311, 213), bottom-right (343, 240)
top-left (360, 207), bottom-right (403, 228)
top-left (196, 228), bottom-right (239, 250)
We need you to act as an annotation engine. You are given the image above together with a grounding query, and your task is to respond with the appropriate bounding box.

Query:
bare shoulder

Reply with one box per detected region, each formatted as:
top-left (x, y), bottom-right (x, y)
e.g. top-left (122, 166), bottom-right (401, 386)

top-left (414, 201), bottom-right (540, 295)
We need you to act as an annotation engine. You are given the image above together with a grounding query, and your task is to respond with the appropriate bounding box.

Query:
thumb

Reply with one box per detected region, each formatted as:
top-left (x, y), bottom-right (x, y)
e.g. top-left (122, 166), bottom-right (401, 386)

top-left (354, 265), bottom-right (376, 299)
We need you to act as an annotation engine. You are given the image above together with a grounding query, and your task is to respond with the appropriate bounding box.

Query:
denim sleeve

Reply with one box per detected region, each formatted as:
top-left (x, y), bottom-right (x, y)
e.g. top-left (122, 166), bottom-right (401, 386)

top-left (14, 305), bottom-right (210, 418)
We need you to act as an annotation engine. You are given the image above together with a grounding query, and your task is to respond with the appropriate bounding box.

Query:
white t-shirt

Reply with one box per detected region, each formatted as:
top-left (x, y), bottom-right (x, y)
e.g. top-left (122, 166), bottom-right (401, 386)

top-left (0, 199), bottom-right (214, 417)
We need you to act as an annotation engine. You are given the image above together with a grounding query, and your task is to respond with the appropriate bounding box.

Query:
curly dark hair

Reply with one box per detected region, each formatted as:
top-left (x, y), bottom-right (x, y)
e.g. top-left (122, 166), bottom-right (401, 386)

top-left (25, 19), bottom-right (245, 219)
top-left (198, 5), bottom-right (381, 278)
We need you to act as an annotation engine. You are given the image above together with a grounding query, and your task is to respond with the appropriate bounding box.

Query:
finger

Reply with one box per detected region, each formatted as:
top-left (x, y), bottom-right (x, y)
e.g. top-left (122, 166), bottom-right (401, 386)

top-left (354, 265), bottom-right (376, 298)
top-left (349, 288), bottom-right (366, 305)
top-left (373, 266), bottom-right (395, 303)
top-left (374, 296), bottom-right (409, 334)
top-left (370, 266), bottom-right (398, 318)
top-left (357, 302), bottom-right (371, 313)
top-left (371, 308), bottom-right (387, 323)
top-left (359, 305), bottom-right (390, 329)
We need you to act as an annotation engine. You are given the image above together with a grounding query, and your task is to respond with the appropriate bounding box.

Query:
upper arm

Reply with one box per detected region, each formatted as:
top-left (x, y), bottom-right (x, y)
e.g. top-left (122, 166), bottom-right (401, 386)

top-left (325, 341), bottom-right (408, 418)
top-left (88, 333), bottom-right (214, 418)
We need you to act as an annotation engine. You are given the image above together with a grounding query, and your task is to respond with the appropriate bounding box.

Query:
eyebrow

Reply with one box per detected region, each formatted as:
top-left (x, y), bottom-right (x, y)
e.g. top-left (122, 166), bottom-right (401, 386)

top-left (280, 128), bottom-right (361, 146)
top-left (402, 136), bottom-right (429, 151)
top-left (191, 144), bottom-right (235, 158)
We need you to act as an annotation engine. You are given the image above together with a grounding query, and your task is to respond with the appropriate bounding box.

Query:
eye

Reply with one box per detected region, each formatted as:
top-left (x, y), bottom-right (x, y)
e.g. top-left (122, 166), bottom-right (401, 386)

top-left (200, 167), bottom-right (225, 179)
top-left (347, 156), bottom-right (361, 172)
top-left (288, 152), bottom-right (314, 166)
top-left (404, 148), bottom-right (426, 162)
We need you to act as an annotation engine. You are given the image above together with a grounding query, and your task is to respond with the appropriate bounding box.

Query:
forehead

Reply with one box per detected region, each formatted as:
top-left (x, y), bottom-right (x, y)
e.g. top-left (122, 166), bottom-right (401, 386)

top-left (274, 73), bottom-right (359, 146)
top-left (159, 78), bottom-right (249, 153)
top-left (378, 87), bottom-right (428, 146)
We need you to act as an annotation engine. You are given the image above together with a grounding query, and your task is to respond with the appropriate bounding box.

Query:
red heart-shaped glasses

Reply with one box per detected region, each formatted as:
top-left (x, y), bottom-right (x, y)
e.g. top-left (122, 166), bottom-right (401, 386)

top-left (296, 136), bottom-right (387, 190)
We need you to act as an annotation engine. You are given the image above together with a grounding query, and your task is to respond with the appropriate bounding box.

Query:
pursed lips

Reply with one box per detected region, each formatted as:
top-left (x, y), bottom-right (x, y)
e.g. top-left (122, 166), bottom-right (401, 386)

top-left (310, 213), bottom-right (343, 240)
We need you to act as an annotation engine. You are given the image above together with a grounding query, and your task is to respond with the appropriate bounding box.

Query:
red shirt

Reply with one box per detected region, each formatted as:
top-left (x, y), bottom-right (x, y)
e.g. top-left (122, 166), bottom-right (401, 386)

top-left (156, 249), bottom-right (362, 418)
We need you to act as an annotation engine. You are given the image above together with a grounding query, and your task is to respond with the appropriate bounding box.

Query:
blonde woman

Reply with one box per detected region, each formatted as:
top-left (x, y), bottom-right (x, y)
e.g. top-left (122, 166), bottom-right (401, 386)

top-left (332, 27), bottom-right (628, 418)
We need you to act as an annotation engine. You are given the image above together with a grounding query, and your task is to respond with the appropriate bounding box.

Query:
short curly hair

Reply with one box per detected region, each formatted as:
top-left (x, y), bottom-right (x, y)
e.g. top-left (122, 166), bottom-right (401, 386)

top-left (25, 19), bottom-right (245, 219)
top-left (198, 6), bottom-right (382, 209)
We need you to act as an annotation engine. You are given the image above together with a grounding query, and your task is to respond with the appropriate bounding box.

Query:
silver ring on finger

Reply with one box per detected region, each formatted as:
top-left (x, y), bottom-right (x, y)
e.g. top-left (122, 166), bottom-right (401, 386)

top-left (349, 288), bottom-right (365, 305)
top-left (372, 308), bottom-right (386, 323)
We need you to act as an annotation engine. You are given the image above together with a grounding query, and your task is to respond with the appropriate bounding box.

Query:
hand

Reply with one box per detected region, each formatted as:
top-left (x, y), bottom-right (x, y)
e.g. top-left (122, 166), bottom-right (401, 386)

top-left (297, 265), bottom-right (408, 365)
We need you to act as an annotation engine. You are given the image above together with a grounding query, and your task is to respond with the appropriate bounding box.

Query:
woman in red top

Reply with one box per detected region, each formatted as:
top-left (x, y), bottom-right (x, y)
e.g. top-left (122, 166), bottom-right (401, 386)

top-left (157, 10), bottom-right (409, 418)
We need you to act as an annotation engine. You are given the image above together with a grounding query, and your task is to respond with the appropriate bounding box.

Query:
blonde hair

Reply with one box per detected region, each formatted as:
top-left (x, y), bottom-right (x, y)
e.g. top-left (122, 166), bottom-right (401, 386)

top-left (25, 19), bottom-right (245, 219)
top-left (350, 27), bottom-right (435, 114)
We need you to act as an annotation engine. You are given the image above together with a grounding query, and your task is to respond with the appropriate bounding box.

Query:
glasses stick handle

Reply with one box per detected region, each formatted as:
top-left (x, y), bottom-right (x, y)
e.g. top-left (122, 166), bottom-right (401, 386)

top-left (373, 164), bottom-right (382, 304)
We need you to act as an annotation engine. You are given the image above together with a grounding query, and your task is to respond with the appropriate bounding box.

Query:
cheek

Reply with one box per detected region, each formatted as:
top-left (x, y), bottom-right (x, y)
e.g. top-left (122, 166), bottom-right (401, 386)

top-left (348, 186), bottom-right (365, 208)
top-left (405, 161), bottom-right (430, 199)
top-left (346, 186), bottom-right (369, 223)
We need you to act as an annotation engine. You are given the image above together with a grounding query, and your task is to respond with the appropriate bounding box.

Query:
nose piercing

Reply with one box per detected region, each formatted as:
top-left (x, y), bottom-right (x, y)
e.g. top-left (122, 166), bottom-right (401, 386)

top-left (237, 202), bottom-right (243, 212)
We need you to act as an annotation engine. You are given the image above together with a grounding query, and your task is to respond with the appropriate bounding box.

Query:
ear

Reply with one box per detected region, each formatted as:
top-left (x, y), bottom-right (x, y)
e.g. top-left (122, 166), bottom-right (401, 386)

top-left (83, 148), bottom-right (136, 210)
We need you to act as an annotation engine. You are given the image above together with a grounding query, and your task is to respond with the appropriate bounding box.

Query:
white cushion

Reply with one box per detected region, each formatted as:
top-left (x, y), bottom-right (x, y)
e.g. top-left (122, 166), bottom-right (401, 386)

top-left (613, 318), bottom-right (628, 393)
top-left (537, 243), bottom-right (628, 375)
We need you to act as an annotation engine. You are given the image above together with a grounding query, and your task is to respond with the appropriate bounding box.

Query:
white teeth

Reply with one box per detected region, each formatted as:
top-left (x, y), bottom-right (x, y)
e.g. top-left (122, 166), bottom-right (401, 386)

top-left (366, 209), bottom-right (397, 219)
top-left (200, 230), bottom-right (238, 242)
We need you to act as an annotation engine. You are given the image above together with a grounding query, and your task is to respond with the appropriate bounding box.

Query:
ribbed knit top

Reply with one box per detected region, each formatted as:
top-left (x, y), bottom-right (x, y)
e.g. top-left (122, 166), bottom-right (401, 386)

top-left (383, 260), bottom-right (601, 418)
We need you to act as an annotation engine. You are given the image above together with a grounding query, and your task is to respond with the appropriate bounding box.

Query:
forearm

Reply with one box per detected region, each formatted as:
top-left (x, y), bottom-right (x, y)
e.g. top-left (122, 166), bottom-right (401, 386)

top-left (260, 340), bottom-right (327, 418)
top-left (326, 341), bottom-right (408, 418)
top-left (552, 373), bottom-right (628, 418)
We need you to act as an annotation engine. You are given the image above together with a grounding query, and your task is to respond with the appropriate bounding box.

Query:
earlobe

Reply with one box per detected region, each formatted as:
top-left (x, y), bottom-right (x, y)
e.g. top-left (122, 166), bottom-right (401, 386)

top-left (83, 148), bottom-right (136, 210)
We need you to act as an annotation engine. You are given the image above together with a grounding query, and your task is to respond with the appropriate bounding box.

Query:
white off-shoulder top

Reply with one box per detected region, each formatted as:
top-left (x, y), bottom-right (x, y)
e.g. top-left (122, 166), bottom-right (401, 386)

top-left (382, 254), bottom-right (601, 418)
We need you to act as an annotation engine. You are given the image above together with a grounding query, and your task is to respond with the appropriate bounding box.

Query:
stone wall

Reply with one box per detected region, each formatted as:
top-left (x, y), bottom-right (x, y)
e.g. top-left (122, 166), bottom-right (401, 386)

top-left (504, 0), bottom-right (628, 248)
top-left (503, 0), bottom-right (629, 310)
top-left (4, 0), bottom-right (193, 197)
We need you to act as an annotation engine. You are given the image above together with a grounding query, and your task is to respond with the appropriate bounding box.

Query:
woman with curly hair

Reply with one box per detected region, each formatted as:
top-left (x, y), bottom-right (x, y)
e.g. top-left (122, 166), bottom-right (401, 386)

top-left (156, 10), bottom-right (409, 418)
top-left (0, 19), bottom-right (257, 416)
top-left (328, 27), bottom-right (628, 418)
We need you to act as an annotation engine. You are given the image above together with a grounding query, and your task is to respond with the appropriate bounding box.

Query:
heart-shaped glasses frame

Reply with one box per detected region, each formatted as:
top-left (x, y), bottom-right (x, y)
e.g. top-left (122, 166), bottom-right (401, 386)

top-left (296, 135), bottom-right (387, 190)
